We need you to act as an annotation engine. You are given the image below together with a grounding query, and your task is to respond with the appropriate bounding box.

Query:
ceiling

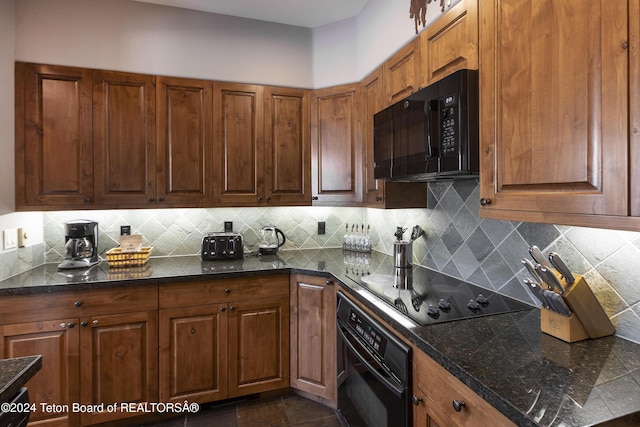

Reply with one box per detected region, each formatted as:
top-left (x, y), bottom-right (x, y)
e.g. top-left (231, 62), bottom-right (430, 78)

top-left (133, 0), bottom-right (371, 28)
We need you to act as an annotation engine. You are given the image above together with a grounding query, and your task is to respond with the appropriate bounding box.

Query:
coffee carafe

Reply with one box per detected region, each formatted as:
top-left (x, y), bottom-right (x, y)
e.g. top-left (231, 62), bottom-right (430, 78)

top-left (57, 220), bottom-right (99, 269)
top-left (258, 226), bottom-right (286, 255)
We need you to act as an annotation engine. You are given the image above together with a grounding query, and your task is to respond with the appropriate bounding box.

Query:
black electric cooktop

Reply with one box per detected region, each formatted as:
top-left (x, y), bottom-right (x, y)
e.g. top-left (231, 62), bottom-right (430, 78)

top-left (346, 266), bottom-right (532, 326)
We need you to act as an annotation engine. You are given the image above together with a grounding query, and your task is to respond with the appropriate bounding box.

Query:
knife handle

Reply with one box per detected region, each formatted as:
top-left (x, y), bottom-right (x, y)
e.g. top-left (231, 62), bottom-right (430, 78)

top-left (529, 245), bottom-right (551, 268)
top-left (548, 252), bottom-right (575, 285)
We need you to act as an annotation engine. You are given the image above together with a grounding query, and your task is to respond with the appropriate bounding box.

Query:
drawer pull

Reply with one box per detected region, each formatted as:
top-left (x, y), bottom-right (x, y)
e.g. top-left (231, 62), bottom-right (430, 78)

top-left (325, 280), bottom-right (333, 286)
top-left (452, 399), bottom-right (466, 412)
top-left (74, 301), bottom-right (83, 307)
top-left (411, 395), bottom-right (423, 406)
top-left (67, 322), bottom-right (75, 328)
top-left (60, 323), bottom-right (66, 329)
top-left (220, 307), bottom-right (226, 312)
top-left (80, 321), bottom-right (88, 327)
top-left (230, 306), bottom-right (236, 311)
top-left (225, 288), bottom-right (231, 294)
top-left (92, 320), bottom-right (99, 326)
top-left (191, 328), bottom-right (196, 334)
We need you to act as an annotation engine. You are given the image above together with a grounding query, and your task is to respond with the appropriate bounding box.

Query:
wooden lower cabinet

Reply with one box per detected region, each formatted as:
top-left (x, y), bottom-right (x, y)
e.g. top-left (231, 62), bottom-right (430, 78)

top-left (0, 286), bottom-right (158, 427)
top-left (159, 305), bottom-right (228, 403)
top-left (79, 311), bottom-right (159, 426)
top-left (289, 275), bottom-right (337, 405)
top-left (158, 275), bottom-right (290, 404)
top-left (228, 296), bottom-right (290, 397)
top-left (412, 349), bottom-right (514, 427)
top-left (1, 319), bottom-right (80, 426)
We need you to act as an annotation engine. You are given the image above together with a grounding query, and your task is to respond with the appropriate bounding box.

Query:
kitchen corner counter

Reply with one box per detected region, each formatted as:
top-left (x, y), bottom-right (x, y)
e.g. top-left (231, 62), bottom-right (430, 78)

top-left (0, 249), bottom-right (639, 426)
top-left (0, 355), bottom-right (42, 405)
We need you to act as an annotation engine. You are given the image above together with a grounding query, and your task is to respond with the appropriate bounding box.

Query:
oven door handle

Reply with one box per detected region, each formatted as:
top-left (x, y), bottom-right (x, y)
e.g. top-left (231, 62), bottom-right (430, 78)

top-left (337, 322), bottom-right (405, 398)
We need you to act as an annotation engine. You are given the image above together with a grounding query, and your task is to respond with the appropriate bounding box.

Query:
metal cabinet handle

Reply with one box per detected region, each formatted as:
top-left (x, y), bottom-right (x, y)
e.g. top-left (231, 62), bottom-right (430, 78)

top-left (230, 306), bottom-right (236, 311)
top-left (312, 196), bottom-right (319, 201)
top-left (452, 400), bottom-right (466, 412)
top-left (80, 321), bottom-right (88, 327)
top-left (74, 301), bottom-right (83, 308)
top-left (225, 288), bottom-right (231, 294)
top-left (480, 198), bottom-right (491, 206)
top-left (148, 197), bottom-right (155, 202)
top-left (67, 322), bottom-right (75, 328)
top-left (60, 323), bottom-right (67, 329)
top-left (412, 395), bottom-right (423, 406)
top-left (325, 280), bottom-right (333, 286)
top-left (220, 307), bottom-right (226, 312)
top-left (158, 197), bottom-right (164, 202)
top-left (92, 320), bottom-right (99, 326)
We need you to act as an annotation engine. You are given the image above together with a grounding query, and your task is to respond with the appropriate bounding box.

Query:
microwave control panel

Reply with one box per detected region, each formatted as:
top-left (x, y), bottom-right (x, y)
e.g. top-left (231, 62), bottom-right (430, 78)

top-left (440, 93), bottom-right (458, 157)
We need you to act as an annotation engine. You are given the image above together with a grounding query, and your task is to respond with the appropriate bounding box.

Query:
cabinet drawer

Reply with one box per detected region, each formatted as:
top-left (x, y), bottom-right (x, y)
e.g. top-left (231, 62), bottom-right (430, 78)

top-left (159, 275), bottom-right (290, 309)
top-left (414, 350), bottom-right (514, 427)
top-left (0, 286), bottom-right (158, 325)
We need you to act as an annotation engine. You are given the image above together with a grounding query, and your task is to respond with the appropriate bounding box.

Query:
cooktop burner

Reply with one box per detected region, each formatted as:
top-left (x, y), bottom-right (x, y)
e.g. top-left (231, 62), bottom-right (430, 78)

top-left (346, 266), bottom-right (532, 326)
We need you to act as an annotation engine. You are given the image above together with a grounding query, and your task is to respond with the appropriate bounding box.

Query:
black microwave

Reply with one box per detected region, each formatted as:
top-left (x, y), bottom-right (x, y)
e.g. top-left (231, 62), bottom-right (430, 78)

top-left (373, 69), bottom-right (478, 181)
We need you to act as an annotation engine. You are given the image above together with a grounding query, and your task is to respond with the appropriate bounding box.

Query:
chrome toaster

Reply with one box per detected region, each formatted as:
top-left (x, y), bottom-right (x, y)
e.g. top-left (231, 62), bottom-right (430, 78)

top-left (201, 232), bottom-right (244, 260)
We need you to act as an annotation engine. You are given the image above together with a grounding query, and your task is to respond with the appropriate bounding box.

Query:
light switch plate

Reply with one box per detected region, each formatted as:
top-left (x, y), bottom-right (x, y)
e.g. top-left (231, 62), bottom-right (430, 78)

top-left (3, 229), bottom-right (17, 250)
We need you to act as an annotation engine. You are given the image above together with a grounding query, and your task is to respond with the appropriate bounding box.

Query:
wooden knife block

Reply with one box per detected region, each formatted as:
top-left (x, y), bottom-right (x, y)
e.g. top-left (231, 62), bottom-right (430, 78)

top-left (540, 274), bottom-right (614, 343)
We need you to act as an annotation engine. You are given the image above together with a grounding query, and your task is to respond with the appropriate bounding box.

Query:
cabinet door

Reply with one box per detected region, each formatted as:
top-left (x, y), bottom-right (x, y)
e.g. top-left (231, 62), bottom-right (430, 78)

top-left (421, 0), bottom-right (478, 86)
top-left (79, 311), bottom-right (158, 425)
top-left (228, 296), bottom-right (289, 397)
top-left (479, 1), bottom-right (629, 223)
top-left (1, 320), bottom-right (80, 427)
top-left (159, 304), bottom-right (228, 403)
top-left (631, 0), bottom-right (640, 217)
top-left (362, 68), bottom-right (386, 206)
top-left (263, 86), bottom-right (311, 206)
top-left (16, 62), bottom-right (93, 209)
top-left (384, 38), bottom-right (421, 105)
top-left (156, 76), bottom-right (214, 206)
top-left (290, 275), bottom-right (336, 404)
top-left (214, 83), bottom-right (265, 206)
top-left (311, 84), bottom-right (362, 205)
top-left (93, 70), bottom-right (156, 207)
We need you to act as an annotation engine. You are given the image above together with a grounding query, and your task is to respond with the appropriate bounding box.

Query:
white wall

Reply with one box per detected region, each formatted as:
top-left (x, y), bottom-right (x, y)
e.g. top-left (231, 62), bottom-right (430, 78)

top-left (0, 0), bottom-right (15, 216)
top-left (14, 0), bottom-right (313, 86)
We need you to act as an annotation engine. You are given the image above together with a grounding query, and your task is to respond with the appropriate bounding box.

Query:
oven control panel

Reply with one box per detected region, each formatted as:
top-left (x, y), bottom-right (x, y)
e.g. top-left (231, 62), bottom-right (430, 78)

top-left (348, 309), bottom-right (388, 356)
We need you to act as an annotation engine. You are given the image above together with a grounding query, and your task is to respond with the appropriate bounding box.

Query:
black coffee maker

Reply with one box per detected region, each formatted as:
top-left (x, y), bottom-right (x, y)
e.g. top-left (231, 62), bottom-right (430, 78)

top-left (57, 220), bottom-right (99, 269)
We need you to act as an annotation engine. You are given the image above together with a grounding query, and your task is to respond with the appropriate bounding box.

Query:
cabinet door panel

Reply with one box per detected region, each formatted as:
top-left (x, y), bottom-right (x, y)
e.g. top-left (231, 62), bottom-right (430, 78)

top-left (228, 296), bottom-right (289, 397)
top-left (264, 86), bottom-right (311, 205)
top-left (156, 76), bottom-right (214, 206)
top-left (1, 320), bottom-right (80, 426)
top-left (17, 62), bottom-right (93, 208)
top-left (159, 305), bottom-right (228, 403)
top-left (311, 84), bottom-right (362, 205)
top-left (93, 70), bottom-right (156, 206)
top-left (290, 275), bottom-right (336, 404)
top-left (214, 83), bottom-right (264, 205)
top-left (421, 0), bottom-right (478, 86)
top-left (80, 311), bottom-right (158, 425)
top-left (480, 0), bottom-right (628, 218)
top-left (384, 39), bottom-right (421, 105)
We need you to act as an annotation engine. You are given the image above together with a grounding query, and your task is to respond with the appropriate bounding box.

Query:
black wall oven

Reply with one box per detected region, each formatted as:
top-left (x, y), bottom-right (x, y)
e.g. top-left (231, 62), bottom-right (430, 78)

top-left (336, 291), bottom-right (411, 427)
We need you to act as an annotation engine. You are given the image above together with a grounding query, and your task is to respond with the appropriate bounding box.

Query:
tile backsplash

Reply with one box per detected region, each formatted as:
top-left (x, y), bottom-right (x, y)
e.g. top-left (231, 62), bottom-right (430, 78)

top-left (1, 180), bottom-right (638, 344)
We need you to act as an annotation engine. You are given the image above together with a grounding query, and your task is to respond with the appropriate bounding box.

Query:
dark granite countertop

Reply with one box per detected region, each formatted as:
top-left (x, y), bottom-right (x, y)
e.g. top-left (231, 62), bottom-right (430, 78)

top-left (0, 355), bottom-right (42, 405)
top-left (0, 248), bottom-right (639, 426)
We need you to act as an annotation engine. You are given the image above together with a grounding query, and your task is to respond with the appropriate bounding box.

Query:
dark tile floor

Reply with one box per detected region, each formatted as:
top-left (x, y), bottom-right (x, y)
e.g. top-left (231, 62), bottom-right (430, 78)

top-left (140, 394), bottom-right (342, 427)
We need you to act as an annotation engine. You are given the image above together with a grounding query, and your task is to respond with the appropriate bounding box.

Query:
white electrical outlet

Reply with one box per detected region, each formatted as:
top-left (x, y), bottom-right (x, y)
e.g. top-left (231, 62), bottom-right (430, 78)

top-left (18, 227), bottom-right (28, 247)
top-left (3, 228), bottom-right (17, 250)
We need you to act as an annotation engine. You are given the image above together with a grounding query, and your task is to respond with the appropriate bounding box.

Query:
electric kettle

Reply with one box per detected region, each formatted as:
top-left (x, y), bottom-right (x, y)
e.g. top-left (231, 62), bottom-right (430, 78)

top-left (259, 226), bottom-right (286, 255)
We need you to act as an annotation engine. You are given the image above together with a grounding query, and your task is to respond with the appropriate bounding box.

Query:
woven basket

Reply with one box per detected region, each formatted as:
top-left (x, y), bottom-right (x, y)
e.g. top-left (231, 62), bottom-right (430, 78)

top-left (105, 247), bottom-right (153, 267)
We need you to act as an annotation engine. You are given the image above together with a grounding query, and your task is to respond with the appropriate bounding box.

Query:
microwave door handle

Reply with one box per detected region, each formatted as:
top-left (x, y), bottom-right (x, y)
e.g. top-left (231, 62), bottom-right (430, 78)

top-left (425, 99), bottom-right (439, 158)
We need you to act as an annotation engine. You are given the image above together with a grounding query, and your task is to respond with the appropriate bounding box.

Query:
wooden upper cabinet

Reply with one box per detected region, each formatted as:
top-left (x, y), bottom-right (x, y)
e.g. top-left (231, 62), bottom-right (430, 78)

top-left (420, 0), bottom-right (478, 87)
top-left (479, 0), bottom-right (630, 225)
top-left (156, 76), bottom-right (214, 206)
top-left (631, 0), bottom-right (640, 218)
top-left (16, 62), bottom-right (93, 209)
top-left (311, 84), bottom-right (362, 206)
top-left (263, 86), bottom-right (311, 206)
top-left (93, 70), bottom-right (156, 207)
top-left (383, 38), bottom-right (421, 106)
top-left (214, 83), bottom-right (265, 206)
top-left (362, 67), bottom-right (385, 206)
